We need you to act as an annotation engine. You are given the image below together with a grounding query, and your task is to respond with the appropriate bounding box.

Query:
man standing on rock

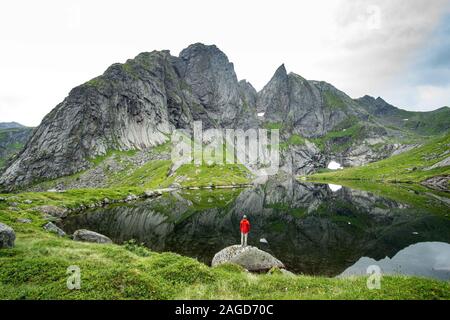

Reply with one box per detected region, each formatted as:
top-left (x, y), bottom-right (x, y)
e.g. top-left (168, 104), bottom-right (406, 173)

top-left (240, 215), bottom-right (250, 247)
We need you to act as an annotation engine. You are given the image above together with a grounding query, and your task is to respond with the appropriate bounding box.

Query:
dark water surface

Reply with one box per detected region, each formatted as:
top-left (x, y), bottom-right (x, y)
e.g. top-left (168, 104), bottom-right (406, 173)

top-left (60, 179), bottom-right (450, 278)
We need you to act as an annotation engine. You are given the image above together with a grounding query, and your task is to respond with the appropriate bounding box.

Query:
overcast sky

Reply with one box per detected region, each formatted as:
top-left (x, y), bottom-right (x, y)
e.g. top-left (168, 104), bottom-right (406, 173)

top-left (1, 0), bottom-right (449, 127)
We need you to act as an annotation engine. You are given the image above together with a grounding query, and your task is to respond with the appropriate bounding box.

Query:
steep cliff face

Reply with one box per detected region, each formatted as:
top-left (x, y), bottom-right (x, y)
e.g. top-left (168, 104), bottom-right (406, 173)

top-left (177, 44), bottom-right (258, 129)
top-left (0, 44), bottom-right (259, 190)
top-left (1, 51), bottom-right (179, 188)
top-left (257, 65), bottom-right (368, 138)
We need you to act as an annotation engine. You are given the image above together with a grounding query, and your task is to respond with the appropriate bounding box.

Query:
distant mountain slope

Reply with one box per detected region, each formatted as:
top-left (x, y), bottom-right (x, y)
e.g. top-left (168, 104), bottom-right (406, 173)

top-left (0, 123), bottom-right (33, 170)
top-left (310, 133), bottom-right (450, 190)
top-left (356, 95), bottom-right (450, 136)
top-left (0, 122), bottom-right (27, 129)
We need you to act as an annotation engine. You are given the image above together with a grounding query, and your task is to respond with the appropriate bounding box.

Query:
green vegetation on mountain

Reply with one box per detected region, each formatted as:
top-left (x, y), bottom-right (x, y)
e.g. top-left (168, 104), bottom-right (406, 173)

top-left (310, 134), bottom-right (450, 184)
top-left (357, 96), bottom-right (450, 136)
top-left (323, 91), bottom-right (347, 109)
top-left (311, 121), bottom-right (364, 152)
top-left (280, 134), bottom-right (306, 150)
top-left (0, 125), bottom-right (33, 170)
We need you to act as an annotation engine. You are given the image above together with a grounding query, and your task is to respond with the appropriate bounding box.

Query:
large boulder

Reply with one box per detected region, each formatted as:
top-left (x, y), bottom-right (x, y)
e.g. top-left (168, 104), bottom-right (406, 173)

top-left (212, 245), bottom-right (284, 272)
top-left (0, 222), bottom-right (15, 248)
top-left (73, 229), bottom-right (112, 244)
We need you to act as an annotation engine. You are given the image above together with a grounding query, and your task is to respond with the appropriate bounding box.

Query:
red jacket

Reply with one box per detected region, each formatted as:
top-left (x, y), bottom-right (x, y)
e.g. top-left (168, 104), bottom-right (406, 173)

top-left (240, 218), bottom-right (250, 234)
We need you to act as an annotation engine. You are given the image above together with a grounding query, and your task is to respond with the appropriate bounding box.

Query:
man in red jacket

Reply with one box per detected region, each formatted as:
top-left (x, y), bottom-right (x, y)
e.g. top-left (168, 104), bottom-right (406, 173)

top-left (240, 215), bottom-right (250, 247)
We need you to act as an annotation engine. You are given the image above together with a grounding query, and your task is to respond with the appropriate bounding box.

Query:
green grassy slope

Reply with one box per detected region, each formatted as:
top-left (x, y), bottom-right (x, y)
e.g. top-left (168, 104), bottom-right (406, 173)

top-left (0, 193), bottom-right (448, 300)
top-left (356, 96), bottom-right (450, 136)
top-left (310, 134), bottom-right (450, 183)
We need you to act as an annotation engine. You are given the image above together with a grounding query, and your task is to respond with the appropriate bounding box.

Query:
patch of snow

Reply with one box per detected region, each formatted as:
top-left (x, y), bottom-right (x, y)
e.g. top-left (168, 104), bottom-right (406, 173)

top-left (403, 119), bottom-right (409, 121)
top-left (327, 161), bottom-right (343, 170)
top-left (257, 112), bottom-right (265, 117)
top-left (328, 184), bottom-right (342, 192)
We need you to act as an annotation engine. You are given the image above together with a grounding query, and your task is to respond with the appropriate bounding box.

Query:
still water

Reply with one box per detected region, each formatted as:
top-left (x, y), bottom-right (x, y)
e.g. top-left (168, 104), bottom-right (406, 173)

top-left (60, 179), bottom-right (450, 279)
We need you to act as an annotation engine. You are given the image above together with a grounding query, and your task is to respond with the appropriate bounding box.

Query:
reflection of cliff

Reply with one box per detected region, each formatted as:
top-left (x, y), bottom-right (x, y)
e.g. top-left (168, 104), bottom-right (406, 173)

top-left (61, 179), bottom-right (450, 276)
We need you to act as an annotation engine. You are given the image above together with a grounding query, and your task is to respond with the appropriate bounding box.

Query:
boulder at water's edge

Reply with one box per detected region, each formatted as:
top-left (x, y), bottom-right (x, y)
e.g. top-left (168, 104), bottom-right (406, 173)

top-left (212, 245), bottom-right (284, 272)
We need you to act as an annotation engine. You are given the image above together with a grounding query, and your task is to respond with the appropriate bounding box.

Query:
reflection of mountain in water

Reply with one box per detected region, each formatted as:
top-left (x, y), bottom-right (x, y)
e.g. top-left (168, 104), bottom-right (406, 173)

top-left (61, 179), bottom-right (450, 276)
top-left (339, 242), bottom-right (450, 281)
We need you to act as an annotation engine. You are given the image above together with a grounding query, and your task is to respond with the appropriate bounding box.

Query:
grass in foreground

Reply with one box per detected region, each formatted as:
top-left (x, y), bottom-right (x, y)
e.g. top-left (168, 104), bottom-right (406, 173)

top-left (1, 230), bottom-right (448, 300)
top-left (0, 190), bottom-right (449, 300)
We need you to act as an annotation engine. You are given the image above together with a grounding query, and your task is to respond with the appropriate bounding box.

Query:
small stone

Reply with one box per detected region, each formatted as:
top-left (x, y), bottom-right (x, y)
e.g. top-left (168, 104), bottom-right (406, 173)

top-left (17, 218), bottom-right (32, 224)
top-left (144, 190), bottom-right (155, 197)
top-left (0, 223), bottom-right (16, 248)
top-left (43, 222), bottom-right (66, 237)
top-left (125, 194), bottom-right (138, 202)
top-left (23, 200), bottom-right (33, 204)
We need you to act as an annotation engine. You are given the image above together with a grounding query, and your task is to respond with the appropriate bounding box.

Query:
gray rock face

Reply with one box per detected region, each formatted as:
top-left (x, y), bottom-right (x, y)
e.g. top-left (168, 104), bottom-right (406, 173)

top-left (212, 245), bottom-right (285, 271)
top-left (257, 66), bottom-right (364, 138)
top-left (179, 44), bottom-right (240, 128)
top-left (0, 44), bottom-right (259, 190)
top-left (73, 229), bottom-right (112, 243)
top-left (421, 176), bottom-right (450, 191)
top-left (43, 222), bottom-right (66, 237)
top-left (0, 222), bottom-right (15, 248)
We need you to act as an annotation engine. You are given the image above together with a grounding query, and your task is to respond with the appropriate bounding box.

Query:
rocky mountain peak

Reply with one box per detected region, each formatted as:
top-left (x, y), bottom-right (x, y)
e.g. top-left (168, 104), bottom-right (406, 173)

top-left (274, 63), bottom-right (287, 77)
top-left (178, 43), bottom-right (247, 128)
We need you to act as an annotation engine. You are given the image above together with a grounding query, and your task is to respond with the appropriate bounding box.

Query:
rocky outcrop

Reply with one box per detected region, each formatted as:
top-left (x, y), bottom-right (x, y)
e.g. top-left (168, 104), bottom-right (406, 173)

top-left (178, 44), bottom-right (258, 129)
top-left (43, 222), bottom-right (66, 237)
top-left (212, 245), bottom-right (284, 271)
top-left (425, 156), bottom-right (450, 171)
top-left (257, 66), bottom-right (366, 138)
top-left (0, 44), bottom-right (260, 190)
top-left (73, 229), bottom-right (112, 243)
top-left (421, 176), bottom-right (449, 191)
top-left (0, 222), bottom-right (15, 248)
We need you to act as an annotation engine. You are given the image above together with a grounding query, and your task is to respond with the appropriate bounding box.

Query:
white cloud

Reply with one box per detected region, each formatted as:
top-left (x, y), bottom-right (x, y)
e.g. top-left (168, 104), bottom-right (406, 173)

top-left (0, 0), bottom-right (449, 126)
top-left (416, 85), bottom-right (450, 109)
